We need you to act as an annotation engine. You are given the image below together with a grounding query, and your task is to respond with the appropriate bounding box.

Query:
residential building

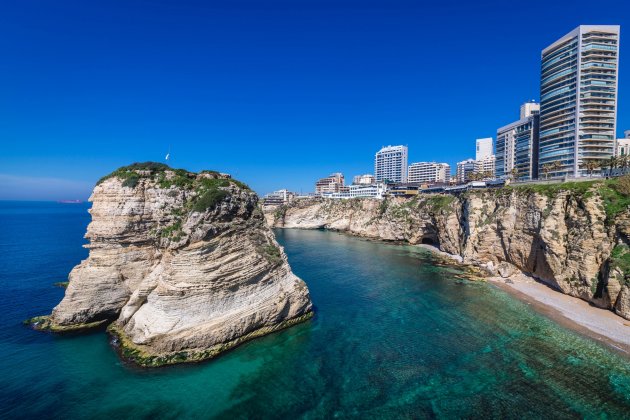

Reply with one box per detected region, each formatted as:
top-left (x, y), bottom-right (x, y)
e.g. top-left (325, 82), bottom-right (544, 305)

top-left (496, 102), bottom-right (540, 180)
top-left (262, 189), bottom-right (295, 206)
top-left (315, 173), bottom-right (344, 195)
top-left (520, 101), bottom-right (541, 119)
top-left (352, 174), bottom-right (375, 185)
top-left (456, 159), bottom-right (476, 183)
top-left (374, 145), bottom-right (408, 183)
top-left (476, 138), bottom-right (493, 160)
top-left (539, 25), bottom-right (620, 178)
top-left (407, 162), bottom-right (450, 184)
top-left (475, 155), bottom-right (496, 179)
top-left (348, 183), bottom-right (387, 199)
top-left (617, 138), bottom-right (630, 156)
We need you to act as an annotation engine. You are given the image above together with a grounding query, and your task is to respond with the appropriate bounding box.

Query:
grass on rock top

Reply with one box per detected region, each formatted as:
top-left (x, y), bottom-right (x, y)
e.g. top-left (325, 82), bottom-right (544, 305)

top-left (502, 176), bottom-right (630, 221)
top-left (97, 162), bottom-right (252, 213)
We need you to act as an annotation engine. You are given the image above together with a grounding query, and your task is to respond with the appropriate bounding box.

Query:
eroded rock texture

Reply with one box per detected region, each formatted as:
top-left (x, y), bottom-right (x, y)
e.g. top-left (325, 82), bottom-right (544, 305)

top-left (47, 164), bottom-right (312, 365)
top-left (266, 184), bottom-right (630, 320)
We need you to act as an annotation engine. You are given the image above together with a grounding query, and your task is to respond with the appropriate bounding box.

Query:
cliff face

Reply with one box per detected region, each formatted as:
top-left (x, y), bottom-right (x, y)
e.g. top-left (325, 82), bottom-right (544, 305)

top-left (265, 181), bottom-right (630, 320)
top-left (38, 163), bottom-right (312, 366)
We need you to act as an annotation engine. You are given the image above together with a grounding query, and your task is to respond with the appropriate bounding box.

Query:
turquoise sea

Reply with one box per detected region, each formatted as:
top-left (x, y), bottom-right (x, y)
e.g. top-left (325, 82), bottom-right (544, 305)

top-left (1, 201), bottom-right (630, 418)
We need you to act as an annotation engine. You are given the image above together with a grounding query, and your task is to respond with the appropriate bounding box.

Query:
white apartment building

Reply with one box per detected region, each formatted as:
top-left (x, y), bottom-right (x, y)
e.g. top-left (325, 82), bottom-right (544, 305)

top-left (456, 159), bottom-right (476, 183)
top-left (352, 174), bottom-right (375, 185)
top-left (407, 162), bottom-right (450, 184)
top-left (262, 189), bottom-right (295, 206)
top-left (476, 138), bottom-right (493, 160)
top-left (539, 25), bottom-right (620, 178)
top-left (475, 156), bottom-right (496, 179)
top-left (374, 145), bottom-right (408, 183)
top-left (349, 183), bottom-right (387, 199)
top-left (617, 138), bottom-right (630, 156)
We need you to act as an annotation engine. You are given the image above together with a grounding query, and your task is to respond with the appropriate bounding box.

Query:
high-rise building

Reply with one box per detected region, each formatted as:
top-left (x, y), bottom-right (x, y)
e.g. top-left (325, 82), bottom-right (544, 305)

top-left (496, 102), bottom-right (541, 180)
top-left (539, 25), bottom-right (620, 178)
top-left (374, 145), bottom-right (408, 183)
top-left (626, 130), bottom-right (630, 139)
top-left (315, 173), bottom-right (344, 195)
top-left (456, 159), bottom-right (476, 183)
top-left (407, 162), bottom-right (450, 184)
top-left (352, 174), bottom-right (375, 185)
top-left (476, 138), bottom-right (493, 160)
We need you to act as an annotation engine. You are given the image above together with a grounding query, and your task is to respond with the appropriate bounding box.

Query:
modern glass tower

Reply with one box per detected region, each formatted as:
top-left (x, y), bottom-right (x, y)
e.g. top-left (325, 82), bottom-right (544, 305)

top-left (496, 102), bottom-right (540, 180)
top-left (539, 25), bottom-right (620, 178)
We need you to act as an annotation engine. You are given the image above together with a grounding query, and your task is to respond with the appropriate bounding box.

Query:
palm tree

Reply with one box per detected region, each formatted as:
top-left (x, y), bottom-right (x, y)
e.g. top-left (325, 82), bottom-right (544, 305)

top-left (608, 155), bottom-right (618, 176)
top-left (542, 163), bottom-right (552, 180)
top-left (509, 168), bottom-right (520, 181)
top-left (582, 159), bottom-right (601, 178)
top-left (620, 155), bottom-right (629, 175)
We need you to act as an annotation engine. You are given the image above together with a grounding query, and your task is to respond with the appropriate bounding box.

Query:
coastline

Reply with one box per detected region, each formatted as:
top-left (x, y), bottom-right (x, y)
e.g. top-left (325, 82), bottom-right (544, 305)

top-left (418, 244), bottom-right (630, 355)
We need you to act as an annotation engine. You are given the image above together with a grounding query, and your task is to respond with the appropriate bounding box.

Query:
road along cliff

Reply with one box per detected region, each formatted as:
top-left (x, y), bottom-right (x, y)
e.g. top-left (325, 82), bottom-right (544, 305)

top-left (28, 163), bottom-right (312, 366)
top-left (265, 179), bottom-right (630, 320)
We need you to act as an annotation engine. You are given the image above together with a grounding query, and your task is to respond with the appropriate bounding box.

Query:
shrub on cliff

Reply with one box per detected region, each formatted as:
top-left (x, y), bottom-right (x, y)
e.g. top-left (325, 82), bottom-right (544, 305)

top-left (613, 175), bottom-right (630, 196)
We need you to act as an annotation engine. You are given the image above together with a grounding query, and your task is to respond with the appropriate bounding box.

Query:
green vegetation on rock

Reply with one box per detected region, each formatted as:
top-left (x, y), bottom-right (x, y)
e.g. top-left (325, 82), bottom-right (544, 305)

top-left (24, 315), bottom-right (108, 333)
top-left (107, 312), bottom-right (313, 367)
top-left (191, 178), bottom-right (231, 212)
top-left (258, 244), bottom-right (282, 265)
top-left (423, 195), bottom-right (456, 212)
top-left (610, 244), bottom-right (630, 286)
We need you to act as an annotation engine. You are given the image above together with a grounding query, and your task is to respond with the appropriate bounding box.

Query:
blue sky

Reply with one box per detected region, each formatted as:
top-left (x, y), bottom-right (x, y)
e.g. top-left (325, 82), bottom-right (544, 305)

top-left (1, 0), bottom-right (629, 200)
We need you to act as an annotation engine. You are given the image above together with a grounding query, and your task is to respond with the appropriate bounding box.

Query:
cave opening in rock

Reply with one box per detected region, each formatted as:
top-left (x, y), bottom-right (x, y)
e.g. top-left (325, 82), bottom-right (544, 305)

top-left (421, 236), bottom-right (437, 246)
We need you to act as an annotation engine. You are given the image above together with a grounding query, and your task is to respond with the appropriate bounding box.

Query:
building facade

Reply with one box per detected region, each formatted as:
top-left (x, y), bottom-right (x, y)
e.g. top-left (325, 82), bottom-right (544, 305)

top-left (617, 138), bottom-right (630, 156)
top-left (315, 173), bottom-right (344, 195)
top-left (374, 145), bottom-right (408, 183)
top-left (262, 189), bottom-right (295, 206)
top-left (539, 25), bottom-right (620, 178)
top-left (456, 159), bottom-right (476, 183)
top-left (475, 156), bottom-right (496, 179)
top-left (407, 162), bottom-right (450, 184)
top-left (520, 101), bottom-right (540, 119)
top-left (496, 102), bottom-right (540, 180)
top-left (476, 138), bottom-right (493, 160)
top-left (352, 174), bottom-right (375, 185)
top-left (348, 183), bottom-right (387, 199)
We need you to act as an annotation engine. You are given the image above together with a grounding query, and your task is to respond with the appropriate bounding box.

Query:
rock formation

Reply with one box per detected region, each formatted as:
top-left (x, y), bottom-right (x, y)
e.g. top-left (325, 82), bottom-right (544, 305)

top-left (265, 180), bottom-right (630, 320)
top-left (31, 163), bottom-right (312, 366)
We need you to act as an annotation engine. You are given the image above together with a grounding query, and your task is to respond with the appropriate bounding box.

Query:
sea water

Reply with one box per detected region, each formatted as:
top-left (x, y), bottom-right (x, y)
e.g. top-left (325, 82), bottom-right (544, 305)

top-left (0, 202), bottom-right (629, 418)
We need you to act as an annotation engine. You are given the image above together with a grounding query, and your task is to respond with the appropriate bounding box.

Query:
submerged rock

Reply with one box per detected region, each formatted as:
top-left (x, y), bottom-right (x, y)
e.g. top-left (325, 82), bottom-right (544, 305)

top-left (34, 162), bottom-right (312, 366)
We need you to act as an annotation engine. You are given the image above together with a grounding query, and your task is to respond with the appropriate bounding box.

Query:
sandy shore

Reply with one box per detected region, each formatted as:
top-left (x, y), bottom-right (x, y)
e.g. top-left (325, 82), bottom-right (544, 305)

top-left (417, 244), bottom-right (630, 355)
top-left (490, 274), bottom-right (630, 355)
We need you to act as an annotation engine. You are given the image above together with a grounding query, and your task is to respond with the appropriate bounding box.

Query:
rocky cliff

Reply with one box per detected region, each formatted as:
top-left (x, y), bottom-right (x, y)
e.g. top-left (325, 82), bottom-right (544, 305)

top-left (31, 163), bottom-right (312, 366)
top-left (265, 179), bottom-right (630, 320)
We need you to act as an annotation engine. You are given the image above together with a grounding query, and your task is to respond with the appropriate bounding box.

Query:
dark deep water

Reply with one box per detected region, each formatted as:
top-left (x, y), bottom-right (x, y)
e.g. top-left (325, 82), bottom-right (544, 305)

top-left (0, 201), bottom-right (629, 419)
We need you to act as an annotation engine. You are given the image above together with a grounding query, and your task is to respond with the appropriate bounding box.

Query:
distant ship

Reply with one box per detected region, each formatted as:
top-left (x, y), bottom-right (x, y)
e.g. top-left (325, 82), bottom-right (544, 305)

top-left (57, 200), bottom-right (83, 204)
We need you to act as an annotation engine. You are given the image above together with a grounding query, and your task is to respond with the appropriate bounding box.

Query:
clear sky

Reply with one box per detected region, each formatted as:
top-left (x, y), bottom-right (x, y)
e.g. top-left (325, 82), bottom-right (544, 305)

top-left (1, 0), bottom-right (629, 200)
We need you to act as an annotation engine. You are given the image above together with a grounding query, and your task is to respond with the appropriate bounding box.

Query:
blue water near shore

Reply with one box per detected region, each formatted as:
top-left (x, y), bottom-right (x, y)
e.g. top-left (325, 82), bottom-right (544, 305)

top-left (1, 201), bottom-right (630, 418)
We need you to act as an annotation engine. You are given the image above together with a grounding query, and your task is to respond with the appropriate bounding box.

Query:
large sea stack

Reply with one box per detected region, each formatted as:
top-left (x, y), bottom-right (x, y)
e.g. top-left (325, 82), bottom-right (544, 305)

top-left (32, 163), bottom-right (312, 366)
